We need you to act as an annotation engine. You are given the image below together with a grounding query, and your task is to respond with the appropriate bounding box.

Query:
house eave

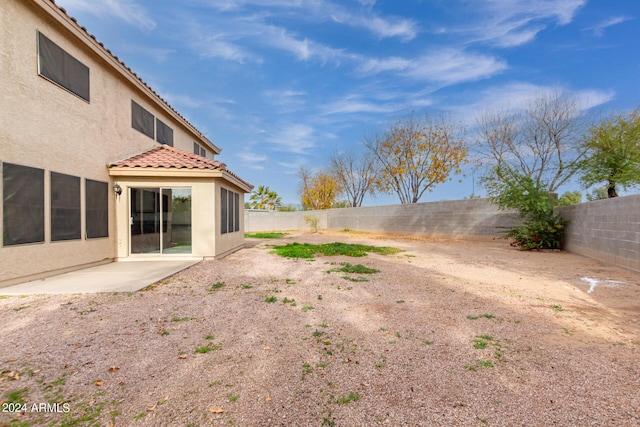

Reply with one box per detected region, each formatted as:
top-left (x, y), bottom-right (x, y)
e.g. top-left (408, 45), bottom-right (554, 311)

top-left (108, 167), bottom-right (253, 192)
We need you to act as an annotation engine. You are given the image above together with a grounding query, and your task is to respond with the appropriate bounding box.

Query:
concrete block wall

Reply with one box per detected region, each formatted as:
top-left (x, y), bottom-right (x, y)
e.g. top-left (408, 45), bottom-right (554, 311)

top-left (246, 195), bottom-right (640, 272)
top-left (325, 199), bottom-right (519, 240)
top-left (245, 198), bottom-right (518, 240)
top-left (556, 195), bottom-right (640, 272)
top-left (245, 210), bottom-right (328, 233)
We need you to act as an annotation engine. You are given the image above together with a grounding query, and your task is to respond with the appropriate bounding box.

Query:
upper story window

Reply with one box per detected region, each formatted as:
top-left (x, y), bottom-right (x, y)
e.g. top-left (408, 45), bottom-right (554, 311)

top-left (131, 100), bottom-right (154, 139)
top-left (193, 142), bottom-right (207, 158)
top-left (38, 31), bottom-right (90, 102)
top-left (156, 118), bottom-right (174, 146)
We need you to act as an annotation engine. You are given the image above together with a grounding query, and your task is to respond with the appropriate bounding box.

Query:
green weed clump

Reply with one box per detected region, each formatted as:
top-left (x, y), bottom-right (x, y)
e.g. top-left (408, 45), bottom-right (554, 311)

top-left (327, 262), bottom-right (380, 275)
top-left (270, 242), bottom-right (401, 259)
top-left (245, 232), bottom-right (287, 239)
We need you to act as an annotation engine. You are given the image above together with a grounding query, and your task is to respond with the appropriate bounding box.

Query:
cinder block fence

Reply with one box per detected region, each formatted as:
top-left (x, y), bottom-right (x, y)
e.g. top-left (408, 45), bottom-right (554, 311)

top-left (245, 195), bottom-right (640, 272)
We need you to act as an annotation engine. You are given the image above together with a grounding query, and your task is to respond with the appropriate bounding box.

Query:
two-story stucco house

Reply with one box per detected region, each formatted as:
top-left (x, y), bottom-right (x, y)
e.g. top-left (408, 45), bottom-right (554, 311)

top-left (0, 0), bottom-right (253, 287)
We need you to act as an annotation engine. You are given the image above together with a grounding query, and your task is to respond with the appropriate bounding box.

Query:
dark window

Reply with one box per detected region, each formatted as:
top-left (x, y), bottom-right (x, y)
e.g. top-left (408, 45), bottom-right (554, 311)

top-left (51, 172), bottom-right (81, 241)
top-left (234, 192), bottom-right (240, 232)
top-left (193, 142), bottom-right (206, 157)
top-left (221, 188), bottom-right (228, 234)
top-left (221, 188), bottom-right (240, 234)
top-left (131, 100), bottom-right (154, 138)
top-left (156, 119), bottom-right (173, 146)
top-left (86, 179), bottom-right (108, 238)
top-left (2, 163), bottom-right (45, 246)
top-left (228, 190), bottom-right (235, 233)
top-left (38, 32), bottom-right (90, 102)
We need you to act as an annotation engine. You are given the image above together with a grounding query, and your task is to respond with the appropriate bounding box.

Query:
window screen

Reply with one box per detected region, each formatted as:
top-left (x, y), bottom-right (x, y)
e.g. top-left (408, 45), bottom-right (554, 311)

top-left (156, 119), bottom-right (174, 146)
top-left (2, 163), bottom-right (45, 246)
top-left (131, 100), bottom-right (154, 138)
top-left (51, 172), bottom-right (81, 241)
top-left (234, 192), bottom-right (240, 232)
top-left (38, 32), bottom-right (90, 102)
top-left (228, 189), bottom-right (235, 233)
top-left (86, 179), bottom-right (108, 238)
top-left (221, 188), bottom-right (228, 234)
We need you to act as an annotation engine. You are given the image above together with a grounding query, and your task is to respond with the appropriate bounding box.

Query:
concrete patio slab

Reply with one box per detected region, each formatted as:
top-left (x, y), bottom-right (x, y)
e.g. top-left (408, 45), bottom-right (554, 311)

top-left (0, 260), bottom-right (200, 295)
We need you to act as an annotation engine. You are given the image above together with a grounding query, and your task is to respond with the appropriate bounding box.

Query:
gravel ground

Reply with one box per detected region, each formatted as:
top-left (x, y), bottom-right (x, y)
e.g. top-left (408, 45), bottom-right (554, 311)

top-left (1, 231), bottom-right (639, 426)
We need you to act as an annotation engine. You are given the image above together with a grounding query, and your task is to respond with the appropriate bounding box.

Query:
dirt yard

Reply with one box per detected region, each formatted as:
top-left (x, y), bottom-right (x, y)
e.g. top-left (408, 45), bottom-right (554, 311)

top-left (1, 231), bottom-right (639, 426)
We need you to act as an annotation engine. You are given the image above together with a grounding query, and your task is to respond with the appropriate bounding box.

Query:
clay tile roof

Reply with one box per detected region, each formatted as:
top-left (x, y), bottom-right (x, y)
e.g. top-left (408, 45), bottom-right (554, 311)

top-left (109, 145), bottom-right (254, 190)
top-left (110, 145), bottom-right (227, 170)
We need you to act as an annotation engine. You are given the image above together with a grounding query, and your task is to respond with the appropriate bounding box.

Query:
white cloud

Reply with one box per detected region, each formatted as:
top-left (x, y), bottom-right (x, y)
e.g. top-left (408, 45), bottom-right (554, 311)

top-left (449, 82), bottom-right (615, 126)
top-left (197, 0), bottom-right (417, 41)
top-left (237, 151), bottom-right (268, 170)
top-left (407, 50), bottom-right (507, 84)
top-left (57, 0), bottom-right (156, 30)
top-left (361, 49), bottom-right (506, 85)
top-left (320, 96), bottom-right (401, 115)
top-left (358, 57), bottom-right (412, 74)
top-left (458, 0), bottom-right (586, 47)
top-left (586, 16), bottom-right (633, 37)
top-left (261, 26), bottom-right (348, 63)
top-left (267, 124), bottom-right (316, 154)
top-left (276, 156), bottom-right (309, 175)
top-left (332, 14), bottom-right (417, 41)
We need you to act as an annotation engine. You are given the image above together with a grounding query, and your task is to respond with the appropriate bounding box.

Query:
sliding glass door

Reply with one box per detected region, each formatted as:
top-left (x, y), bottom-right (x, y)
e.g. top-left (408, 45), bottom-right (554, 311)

top-left (130, 187), bottom-right (191, 254)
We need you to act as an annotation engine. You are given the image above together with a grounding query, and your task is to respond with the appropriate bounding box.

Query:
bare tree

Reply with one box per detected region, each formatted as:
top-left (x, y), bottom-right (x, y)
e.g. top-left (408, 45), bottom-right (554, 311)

top-left (476, 92), bottom-right (589, 194)
top-left (329, 149), bottom-right (378, 207)
top-left (364, 113), bottom-right (468, 204)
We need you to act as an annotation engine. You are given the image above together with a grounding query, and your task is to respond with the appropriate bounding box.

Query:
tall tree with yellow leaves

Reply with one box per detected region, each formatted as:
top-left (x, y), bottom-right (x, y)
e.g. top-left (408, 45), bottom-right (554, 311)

top-left (364, 113), bottom-right (468, 204)
top-left (298, 167), bottom-right (343, 210)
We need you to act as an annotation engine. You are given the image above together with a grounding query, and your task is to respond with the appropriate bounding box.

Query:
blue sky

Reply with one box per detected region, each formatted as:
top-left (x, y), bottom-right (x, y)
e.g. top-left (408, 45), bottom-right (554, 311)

top-left (57, 0), bottom-right (640, 206)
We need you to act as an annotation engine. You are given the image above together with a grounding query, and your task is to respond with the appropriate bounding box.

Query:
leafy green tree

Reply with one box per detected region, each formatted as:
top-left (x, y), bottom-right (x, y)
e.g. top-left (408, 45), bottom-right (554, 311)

top-left (364, 112), bottom-right (467, 204)
top-left (277, 204), bottom-right (297, 212)
top-left (249, 185), bottom-right (282, 210)
top-left (490, 171), bottom-right (568, 250)
top-left (580, 110), bottom-right (640, 198)
top-left (557, 191), bottom-right (582, 206)
top-left (586, 187), bottom-right (608, 201)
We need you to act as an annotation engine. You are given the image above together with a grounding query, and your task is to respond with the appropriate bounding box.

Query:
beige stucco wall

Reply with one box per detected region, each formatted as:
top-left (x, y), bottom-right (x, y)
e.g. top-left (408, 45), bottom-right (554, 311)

top-left (0, 1), bottom-right (233, 286)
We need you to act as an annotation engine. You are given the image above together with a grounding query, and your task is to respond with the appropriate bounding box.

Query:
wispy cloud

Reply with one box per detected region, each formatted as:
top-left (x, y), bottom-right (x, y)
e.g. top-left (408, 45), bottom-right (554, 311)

top-left (237, 151), bottom-right (268, 170)
top-left (267, 123), bottom-right (316, 154)
top-left (449, 82), bottom-right (615, 125)
top-left (276, 156), bottom-right (309, 175)
top-left (359, 49), bottom-right (507, 85)
top-left (57, 0), bottom-right (156, 30)
top-left (332, 13), bottom-right (417, 41)
top-left (196, 0), bottom-right (417, 41)
top-left (457, 0), bottom-right (586, 47)
top-left (263, 90), bottom-right (307, 112)
top-left (586, 16), bottom-right (633, 37)
top-left (261, 26), bottom-right (347, 63)
top-left (320, 95), bottom-right (402, 115)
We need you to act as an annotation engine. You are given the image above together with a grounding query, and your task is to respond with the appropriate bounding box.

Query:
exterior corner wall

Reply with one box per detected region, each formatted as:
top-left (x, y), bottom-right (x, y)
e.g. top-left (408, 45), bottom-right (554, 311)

top-left (556, 195), bottom-right (640, 272)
